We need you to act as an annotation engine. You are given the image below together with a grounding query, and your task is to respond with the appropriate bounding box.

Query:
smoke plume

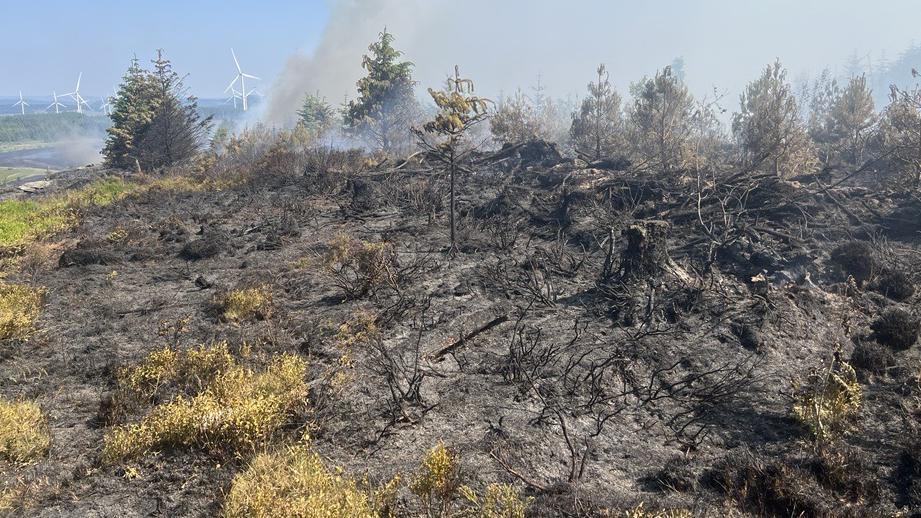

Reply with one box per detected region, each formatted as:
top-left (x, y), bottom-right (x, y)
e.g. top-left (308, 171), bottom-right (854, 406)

top-left (264, 0), bottom-right (921, 128)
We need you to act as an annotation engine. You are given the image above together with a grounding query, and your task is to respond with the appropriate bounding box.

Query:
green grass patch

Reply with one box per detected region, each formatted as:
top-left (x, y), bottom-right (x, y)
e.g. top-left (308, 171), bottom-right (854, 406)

top-left (0, 177), bottom-right (138, 248)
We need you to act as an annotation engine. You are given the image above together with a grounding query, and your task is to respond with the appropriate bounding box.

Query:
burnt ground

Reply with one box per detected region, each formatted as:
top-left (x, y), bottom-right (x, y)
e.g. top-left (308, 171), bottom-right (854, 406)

top-left (1, 146), bottom-right (920, 517)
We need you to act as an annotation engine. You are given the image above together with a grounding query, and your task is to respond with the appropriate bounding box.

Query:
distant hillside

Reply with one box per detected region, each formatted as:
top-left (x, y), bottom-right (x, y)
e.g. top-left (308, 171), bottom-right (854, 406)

top-left (0, 113), bottom-right (110, 147)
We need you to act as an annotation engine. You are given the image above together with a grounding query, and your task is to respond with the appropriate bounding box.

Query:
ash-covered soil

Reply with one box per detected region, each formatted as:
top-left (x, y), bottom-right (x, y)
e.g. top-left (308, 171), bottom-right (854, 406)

top-left (1, 146), bottom-right (920, 517)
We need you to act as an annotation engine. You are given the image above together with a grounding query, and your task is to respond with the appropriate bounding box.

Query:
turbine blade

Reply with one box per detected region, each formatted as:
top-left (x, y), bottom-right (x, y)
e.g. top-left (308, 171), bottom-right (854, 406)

top-left (76, 72), bottom-right (82, 90)
top-left (242, 74), bottom-right (260, 80)
top-left (231, 48), bottom-right (241, 73)
top-left (224, 76), bottom-right (239, 93)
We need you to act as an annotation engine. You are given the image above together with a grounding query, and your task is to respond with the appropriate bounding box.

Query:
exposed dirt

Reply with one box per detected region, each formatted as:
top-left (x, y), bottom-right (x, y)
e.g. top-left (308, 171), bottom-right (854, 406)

top-left (1, 151), bottom-right (920, 517)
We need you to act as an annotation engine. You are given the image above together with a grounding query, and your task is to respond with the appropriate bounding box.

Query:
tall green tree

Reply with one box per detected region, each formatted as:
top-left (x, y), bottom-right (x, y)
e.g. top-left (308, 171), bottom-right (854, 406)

top-left (136, 50), bottom-right (212, 169)
top-left (102, 58), bottom-right (159, 170)
top-left (570, 64), bottom-right (625, 161)
top-left (103, 51), bottom-right (211, 171)
top-left (344, 30), bottom-right (418, 152)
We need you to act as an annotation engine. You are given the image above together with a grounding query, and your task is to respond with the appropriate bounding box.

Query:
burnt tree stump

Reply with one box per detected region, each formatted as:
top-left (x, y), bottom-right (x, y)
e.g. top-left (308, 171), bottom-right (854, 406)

top-left (620, 220), bottom-right (670, 280)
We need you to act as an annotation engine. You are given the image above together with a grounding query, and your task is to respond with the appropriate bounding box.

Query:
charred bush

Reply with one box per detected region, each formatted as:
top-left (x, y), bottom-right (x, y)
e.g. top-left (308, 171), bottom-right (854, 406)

top-left (808, 445), bottom-right (880, 503)
top-left (59, 241), bottom-right (121, 267)
top-left (179, 232), bottom-right (228, 261)
top-left (849, 340), bottom-right (896, 374)
top-left (869, 268), bottom-right (915, 302)
top-left (871, 307), bottom-right (920, 350)
top-left (323, 234), bottom-right (398, 300)
top-left (829, 241), bottom-right (878, 284)
top-left (709, 454), bottom-right (829, 517)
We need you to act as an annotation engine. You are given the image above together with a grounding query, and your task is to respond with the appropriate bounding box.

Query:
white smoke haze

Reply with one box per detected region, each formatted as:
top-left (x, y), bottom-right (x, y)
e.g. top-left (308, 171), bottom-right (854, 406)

top-left (264, 0), bottom-right (921, 128)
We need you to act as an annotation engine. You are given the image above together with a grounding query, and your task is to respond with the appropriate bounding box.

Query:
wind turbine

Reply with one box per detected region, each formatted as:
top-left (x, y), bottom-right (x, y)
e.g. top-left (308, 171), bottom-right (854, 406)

top-left (12, 91), bottom-right (29, 115)
top-left (224, 48), bottom-right (260, 111)
top-left (224, 87), bottom-right (243, 110)
top-left (46, 91), bottom-right (65, 114)
top-left (62, 73), bottom-right (90, 114)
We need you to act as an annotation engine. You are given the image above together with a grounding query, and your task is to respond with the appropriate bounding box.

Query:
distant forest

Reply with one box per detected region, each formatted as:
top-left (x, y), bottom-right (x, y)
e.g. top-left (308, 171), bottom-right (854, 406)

top-left (0, 113), bottom-right (110, 145)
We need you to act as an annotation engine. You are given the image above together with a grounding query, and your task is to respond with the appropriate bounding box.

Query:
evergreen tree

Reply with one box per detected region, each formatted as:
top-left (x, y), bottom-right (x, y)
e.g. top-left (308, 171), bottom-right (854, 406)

top-left (413, 66), bottom-right (491, 253)
top-left (570, 64), bottom-right (625, 161)
top-left (490, 89), bottom-right (543, 144)
top-left (344, 30), bottom-right (418, 152)
top-left (627, 66), bottom-right (694, 173)
top-left (828, 75), bottom-right (877, 165)
top-left (102, 58), bottom-right (159, 170)
top-left (103, 51), bottom-right (211, 171)
top-left (137, 50), bottom-right (212, 169)
top-left (732, 61), bottom-right (817, 178)
top-left (297, 93), bottom-right (334, 136)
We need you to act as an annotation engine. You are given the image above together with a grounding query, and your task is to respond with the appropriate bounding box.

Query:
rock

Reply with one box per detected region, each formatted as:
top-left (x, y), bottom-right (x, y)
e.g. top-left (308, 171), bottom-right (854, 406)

top-left (18, 180), bottom-right (52, 193)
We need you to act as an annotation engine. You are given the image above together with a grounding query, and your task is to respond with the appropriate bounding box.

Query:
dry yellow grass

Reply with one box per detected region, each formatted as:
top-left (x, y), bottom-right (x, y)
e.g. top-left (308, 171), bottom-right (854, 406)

top-left (222, 444), bottom-right (384, 518)
top-left (0, 282), bottom-right (42, 340)
top-left (102, 352), bottom-right (306, 463)
top-left (0, 398), bottom-right (51, 464)
top-left (219, 286), bottom-right (273, 322)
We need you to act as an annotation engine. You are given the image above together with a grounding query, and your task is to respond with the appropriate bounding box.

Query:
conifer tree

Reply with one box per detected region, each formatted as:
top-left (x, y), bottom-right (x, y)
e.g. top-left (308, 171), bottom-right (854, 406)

top-left (103, 51), bottom-right (211, 171)
top-left (828, 75), bottom-right (876, 165)
top-left (733, 61), bottom-right (816, 178)
top-left (570, 64), bottom-right (625, 161)
top-left (627, 65), bottom-right (694, 173)
top-left (413, 66), bottom-right (491, 253)
top-left (102, 58), bottom-right (159, 170)
top-left (344, 30), bottom-right (418, 152)
top-left (297, 93), bottom-right (334, 137)
top-left (136, 50), bottom-right (212, 169)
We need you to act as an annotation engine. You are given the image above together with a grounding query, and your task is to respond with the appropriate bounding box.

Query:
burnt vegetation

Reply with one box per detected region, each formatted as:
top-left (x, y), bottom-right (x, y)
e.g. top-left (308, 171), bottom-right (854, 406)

top-left (2, 32), bottom-right (921, 518)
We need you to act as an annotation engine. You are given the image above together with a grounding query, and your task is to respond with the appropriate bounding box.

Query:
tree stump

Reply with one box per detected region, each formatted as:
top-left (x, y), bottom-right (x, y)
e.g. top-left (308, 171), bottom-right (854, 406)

top-left (620, 220), bottom-right (670, 280)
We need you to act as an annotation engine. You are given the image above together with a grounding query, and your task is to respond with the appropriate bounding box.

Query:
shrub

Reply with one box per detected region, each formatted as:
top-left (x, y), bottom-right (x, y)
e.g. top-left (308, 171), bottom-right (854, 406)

top-left (871, 307), bottom-right (920, 350)
top-left (219, 286), bottom-right (273, 322)
top-left (222, 444), bottom-right (382, 518)
top-left (622, 504), bottom-right (693, 518)
top-left (117, 342), bottom-right (235, 402)
top-left (829, 241), bottom-right (878, 284)
top-left (0, 399), bottom-right (51, 464)
top-left (0, 282), bottom-right (42, 340)
top-left (870, 268), bottom-right (915, 302)
top-left (459, 483), bottom-right (531, 518)
top-left (711, 454), bottom-right (828, 517)
top-left (324, 234), bottom-right (398, 299)
top-left (849, 340), bottom-right (896, 374)
top-left (102, 353), bottom-right (307, 463)
top-left (792, 356), bottom-right (861, 441)
top-left (411, 442), bottom-right (461, 518)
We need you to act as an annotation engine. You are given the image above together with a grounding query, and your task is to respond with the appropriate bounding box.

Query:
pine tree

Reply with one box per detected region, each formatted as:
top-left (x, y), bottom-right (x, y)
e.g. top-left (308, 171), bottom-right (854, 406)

top-left (828, 75), bottom-right (876, 165)
top-left (413, 66), bottom-right (491, 253)
top-left (732, 61), bottom-right (817, 178)
top-left (344, 30), bottom-right (418, 152)
top-left (627, 66), bottom-right (694, 173)
top-left (570, 64), bottom-right (625, 161)
top-left (102, 58), bottom-right (159, 170)
top-left (136, 50), bottom-right (212, 170)
top-left (297, 93), bottom-right (334, 137)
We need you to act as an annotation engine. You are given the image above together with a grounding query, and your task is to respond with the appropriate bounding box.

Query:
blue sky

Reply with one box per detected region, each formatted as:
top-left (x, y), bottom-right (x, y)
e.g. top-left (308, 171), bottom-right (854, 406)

top-left (3, 0), bottom-right (921, 108)
top-left (1, 0), bottom-right (329, 97)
